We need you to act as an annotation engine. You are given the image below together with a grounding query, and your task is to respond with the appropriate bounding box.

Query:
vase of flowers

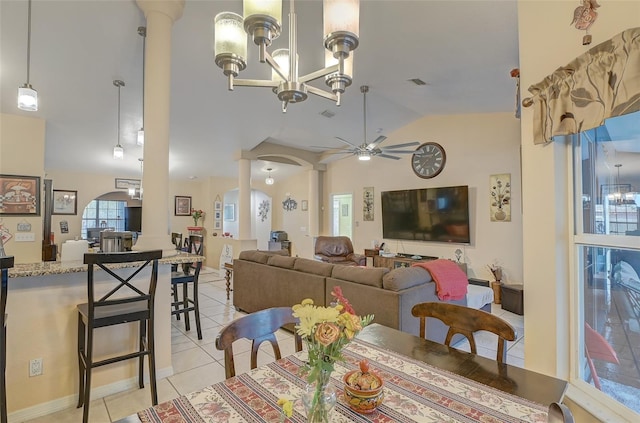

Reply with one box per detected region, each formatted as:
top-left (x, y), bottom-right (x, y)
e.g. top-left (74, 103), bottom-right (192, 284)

top-left (290, 287), bottom-right (374, 423)
top-left (191, 208), bottom-right (204, 226)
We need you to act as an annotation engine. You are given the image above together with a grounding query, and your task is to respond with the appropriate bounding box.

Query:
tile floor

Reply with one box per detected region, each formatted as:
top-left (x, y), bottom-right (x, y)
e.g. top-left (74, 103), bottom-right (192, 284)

top-left (21, 269), bottom-right (525, 423)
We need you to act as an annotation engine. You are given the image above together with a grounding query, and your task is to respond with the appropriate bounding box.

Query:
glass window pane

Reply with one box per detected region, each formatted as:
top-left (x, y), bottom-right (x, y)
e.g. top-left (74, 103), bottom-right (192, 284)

top-left (578, 246), bottom-right (640, 413)
top-left (577, 112), bottom-right (640, 237)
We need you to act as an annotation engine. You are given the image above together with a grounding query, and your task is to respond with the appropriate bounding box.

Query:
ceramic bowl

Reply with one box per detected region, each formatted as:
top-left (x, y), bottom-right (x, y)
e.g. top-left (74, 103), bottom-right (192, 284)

top-left (343, 361), bottom-right (384, 414)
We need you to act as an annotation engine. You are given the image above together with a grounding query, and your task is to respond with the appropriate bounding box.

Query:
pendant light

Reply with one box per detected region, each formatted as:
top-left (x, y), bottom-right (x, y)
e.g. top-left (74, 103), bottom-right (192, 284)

top-left (113, 80), bottom-right (125, 160)
top-left (17, 0), bottom-right (38, 111)
top-left (137, 26), bottom-right (146, 146)
top-left (265, 168), bottom-right (275, 185)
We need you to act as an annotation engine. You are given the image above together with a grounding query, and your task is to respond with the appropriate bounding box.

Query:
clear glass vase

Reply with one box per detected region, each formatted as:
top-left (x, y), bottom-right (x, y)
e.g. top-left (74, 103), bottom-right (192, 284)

top-left (301, 370), bottom-right (337, 423)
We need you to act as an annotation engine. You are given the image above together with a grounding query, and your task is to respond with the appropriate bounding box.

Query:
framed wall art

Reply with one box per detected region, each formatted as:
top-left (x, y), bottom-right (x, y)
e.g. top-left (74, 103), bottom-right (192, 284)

top-left (115, 178), bottom-right (141, 190)
top-left (53, 189), bottom-right (77, 215)
top-left (490, 173), bottom-right (511, 222)
top-left (224, 203), bottom-right (236, 221)
top-left (175, 195), bottom-right (192, 216)
top-left (363, 187), bottom-right (374, 221)
top-left (0, 174), bottom-right (41, 216)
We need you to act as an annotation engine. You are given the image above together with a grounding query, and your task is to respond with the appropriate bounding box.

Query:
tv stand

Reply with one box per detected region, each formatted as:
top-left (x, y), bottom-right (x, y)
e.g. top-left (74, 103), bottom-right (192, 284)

top-left (395, 253), bottom-right (438, 260)
top-left (373, 254), bottom-right (467, 274)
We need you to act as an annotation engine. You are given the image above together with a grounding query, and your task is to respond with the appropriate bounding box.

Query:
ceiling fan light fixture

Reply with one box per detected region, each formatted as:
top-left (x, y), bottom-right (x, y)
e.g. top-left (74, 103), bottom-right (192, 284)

top-left (357, 151), bottom-right (371, 161)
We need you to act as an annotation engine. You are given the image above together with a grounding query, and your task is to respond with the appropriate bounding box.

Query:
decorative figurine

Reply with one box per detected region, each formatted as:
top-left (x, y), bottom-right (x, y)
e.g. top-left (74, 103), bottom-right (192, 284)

top-left (570, 0), bottom-right (600, 45)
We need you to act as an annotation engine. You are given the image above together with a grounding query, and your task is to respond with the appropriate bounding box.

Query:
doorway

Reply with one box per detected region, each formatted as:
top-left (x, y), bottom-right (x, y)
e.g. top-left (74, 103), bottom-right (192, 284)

top-left (331, 193), bottom-right (353, 238)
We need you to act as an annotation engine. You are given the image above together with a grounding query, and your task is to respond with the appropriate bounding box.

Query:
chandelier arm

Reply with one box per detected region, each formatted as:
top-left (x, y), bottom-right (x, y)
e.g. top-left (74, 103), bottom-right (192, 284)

top-left (305, 85), bottom-right (338, 102)
top-left (265, 52), bottom-right (288, 81)
top-left (298, 63), bottom-right (340, 84)
top-left (233, 79), bottom-right (279, 88)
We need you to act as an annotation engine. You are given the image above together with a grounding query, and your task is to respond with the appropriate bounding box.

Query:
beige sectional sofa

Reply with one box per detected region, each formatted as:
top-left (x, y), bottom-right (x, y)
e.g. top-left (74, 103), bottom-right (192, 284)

top-left (233, 250), bottom-right (493, 342)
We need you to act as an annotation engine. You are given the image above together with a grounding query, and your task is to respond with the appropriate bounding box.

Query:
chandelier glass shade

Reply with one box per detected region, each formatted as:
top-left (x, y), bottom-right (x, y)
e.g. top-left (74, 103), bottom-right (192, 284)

top-left (18, 0), bottom-right (38, 111)
top-left (214, 0), bottom-right (359, 112)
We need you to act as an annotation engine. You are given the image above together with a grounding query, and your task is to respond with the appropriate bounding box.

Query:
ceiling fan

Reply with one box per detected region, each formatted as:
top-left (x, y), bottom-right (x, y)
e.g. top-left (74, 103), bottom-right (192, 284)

top-left (318, 85), bottom-right (420, 161)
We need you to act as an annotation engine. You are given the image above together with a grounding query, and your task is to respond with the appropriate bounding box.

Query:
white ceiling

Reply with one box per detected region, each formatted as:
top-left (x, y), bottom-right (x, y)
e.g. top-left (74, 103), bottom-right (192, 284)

top-left (0, 0), bottom-right (521, 181)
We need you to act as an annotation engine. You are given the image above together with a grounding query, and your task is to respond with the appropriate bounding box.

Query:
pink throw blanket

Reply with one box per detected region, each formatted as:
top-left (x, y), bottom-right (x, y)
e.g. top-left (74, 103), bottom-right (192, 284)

top-left (412, 259), bottom-right (468, 300)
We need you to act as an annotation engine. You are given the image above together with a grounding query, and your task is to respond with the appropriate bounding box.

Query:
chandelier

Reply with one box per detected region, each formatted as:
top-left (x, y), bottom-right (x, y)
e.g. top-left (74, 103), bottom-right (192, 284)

top-left (214, 0), bottom-right (359, 112)
top-left (113, 80), bottom-right (125, 160)
top-left (17, 0), bottom-right (38, 111)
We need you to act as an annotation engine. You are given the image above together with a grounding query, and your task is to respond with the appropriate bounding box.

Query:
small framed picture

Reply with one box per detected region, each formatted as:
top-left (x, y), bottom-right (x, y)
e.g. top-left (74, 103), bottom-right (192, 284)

top-left (214, 210), bottom-right (222, 220)
top-left (53, 189), bottom-right (78, 215)
top-left (214, 200), bottom-right (222, 211)
top-left (214, 221), bottom-right (222, 230)
top-left (224, 203), bottom-right (236, 221)
top-left (301, 200), bottom-right (308, 211)
top-left (175, 195), bottom-right (192, 216)
top-left (115, 178), bottom-right (140, 190)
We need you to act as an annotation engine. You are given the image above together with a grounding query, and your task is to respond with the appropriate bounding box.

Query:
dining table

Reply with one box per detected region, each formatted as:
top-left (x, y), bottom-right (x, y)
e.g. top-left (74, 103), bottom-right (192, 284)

top-left (118, 323), bottom-right (567, 423)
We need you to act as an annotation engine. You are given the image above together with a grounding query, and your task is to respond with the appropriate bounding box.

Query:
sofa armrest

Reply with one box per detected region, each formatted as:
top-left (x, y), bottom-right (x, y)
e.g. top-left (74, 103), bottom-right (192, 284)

top-left (347, 253), bottom-right (366, 266)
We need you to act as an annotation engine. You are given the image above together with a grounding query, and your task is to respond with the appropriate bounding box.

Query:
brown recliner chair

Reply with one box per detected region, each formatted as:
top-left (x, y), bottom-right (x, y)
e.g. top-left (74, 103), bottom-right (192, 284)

top-left (313, 236), bottom-right (365, 266)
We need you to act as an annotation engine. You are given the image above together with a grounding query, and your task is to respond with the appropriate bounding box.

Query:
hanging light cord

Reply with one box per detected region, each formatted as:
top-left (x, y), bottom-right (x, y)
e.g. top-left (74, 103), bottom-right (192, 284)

top-left (138, 26), bottom-right (146, 128)
top-left (26, 0), bottom-right (32, 85)
top-left (363, 88), bottom-right (367, 146)
top-left (117, 83), bottom-right (121, 145)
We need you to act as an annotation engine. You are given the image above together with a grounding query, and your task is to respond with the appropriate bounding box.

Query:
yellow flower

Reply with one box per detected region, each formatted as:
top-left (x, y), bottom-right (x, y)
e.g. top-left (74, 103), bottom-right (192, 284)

top-left (315, 322), bottom-right (341, 346)
top-left (338, 312), bottom-right (363, 340)
top-left (277, 398), bottom-right (293, 418)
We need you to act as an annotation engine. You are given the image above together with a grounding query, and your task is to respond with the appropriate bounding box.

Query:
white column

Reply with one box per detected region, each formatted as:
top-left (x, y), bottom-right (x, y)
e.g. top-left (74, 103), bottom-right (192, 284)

top-left (308, 169), bottom-right (320, 237)
top-left (134, 0), bottom-right (185, 255)
top-left (238, 159), bottom-right (252, 240)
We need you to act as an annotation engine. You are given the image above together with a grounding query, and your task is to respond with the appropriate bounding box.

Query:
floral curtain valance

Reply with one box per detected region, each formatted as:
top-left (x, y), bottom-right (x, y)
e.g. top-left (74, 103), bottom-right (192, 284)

top-left (528, 27), bottom-right (640, 144)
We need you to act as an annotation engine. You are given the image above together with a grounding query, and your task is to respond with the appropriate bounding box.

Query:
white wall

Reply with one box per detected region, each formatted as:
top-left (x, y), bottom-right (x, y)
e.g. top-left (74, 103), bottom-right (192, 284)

top-left (322, 112), bottom-right (523, 282)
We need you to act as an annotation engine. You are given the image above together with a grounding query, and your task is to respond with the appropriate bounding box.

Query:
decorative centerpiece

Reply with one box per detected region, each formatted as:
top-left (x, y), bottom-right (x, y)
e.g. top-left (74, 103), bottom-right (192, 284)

top-left (289, 287), bottom-right (374, 423)
top-left (343, 360), bottom-right (384, 414)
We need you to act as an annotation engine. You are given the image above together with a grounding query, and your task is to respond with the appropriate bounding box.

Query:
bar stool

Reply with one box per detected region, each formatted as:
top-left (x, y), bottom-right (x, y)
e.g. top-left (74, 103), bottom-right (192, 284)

top-left (1, 256), bottom-right (15, 423)
top-left (171, 260), bottom-right (203, 339)
top-left (76, 250), bottom-right (162, 423)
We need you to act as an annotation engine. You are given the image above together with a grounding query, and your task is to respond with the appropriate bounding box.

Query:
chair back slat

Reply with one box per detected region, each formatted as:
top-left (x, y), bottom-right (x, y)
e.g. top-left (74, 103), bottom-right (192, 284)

top-left (215, 307), bottom-right (302, 379)
top-left (412, 302), bottom-right (517, 364)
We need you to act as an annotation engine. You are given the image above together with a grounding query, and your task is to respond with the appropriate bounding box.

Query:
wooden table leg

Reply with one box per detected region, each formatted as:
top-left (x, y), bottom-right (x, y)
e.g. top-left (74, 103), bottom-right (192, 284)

top-left (224, 264), bottom-right (233, 301)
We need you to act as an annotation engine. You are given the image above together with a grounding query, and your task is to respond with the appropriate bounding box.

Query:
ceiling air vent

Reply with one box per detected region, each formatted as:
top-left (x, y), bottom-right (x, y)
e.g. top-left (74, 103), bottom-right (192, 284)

top-left (320, 110), bottom-right (335, 118)
top-left (408, 78), bottom-right (427, 86)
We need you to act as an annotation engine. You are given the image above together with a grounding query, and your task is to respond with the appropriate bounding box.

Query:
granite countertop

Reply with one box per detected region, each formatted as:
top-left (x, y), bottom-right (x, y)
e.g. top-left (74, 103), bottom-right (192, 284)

top-left (8, 252), bottom-right (205, 278)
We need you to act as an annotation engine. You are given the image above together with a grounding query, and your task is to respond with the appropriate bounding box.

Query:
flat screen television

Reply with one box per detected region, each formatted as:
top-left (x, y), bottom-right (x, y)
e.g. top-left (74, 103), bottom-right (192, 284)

top-left (381, 185), bottom-right (470, 244)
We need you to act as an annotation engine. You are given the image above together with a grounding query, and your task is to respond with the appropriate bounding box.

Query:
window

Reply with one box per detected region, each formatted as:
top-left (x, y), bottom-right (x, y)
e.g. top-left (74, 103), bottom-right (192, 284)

top-left (573, 111), bottom-right (640, 416)
top-left (81, 200), bottom-right (126, 239)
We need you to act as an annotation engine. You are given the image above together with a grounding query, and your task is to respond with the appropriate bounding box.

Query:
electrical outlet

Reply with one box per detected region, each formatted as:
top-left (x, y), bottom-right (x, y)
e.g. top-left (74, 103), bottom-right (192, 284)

top-left (29, 358), bottom-right (43, 377)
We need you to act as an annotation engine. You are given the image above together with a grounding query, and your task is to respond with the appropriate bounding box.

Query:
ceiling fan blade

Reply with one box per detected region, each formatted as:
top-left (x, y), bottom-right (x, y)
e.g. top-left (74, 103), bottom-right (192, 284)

top-left (366, 135), bottom-right (387, 151)
top-left (383, 141), bottom-right (420, 149)
top-left (335, 136), bottom-right (359, 148)
top-left (378, 154), bottom-right (402, 160)
top-left (379, 149), bottom-right (417, 154)
top-left (309, 145), bottom-right (351, 152)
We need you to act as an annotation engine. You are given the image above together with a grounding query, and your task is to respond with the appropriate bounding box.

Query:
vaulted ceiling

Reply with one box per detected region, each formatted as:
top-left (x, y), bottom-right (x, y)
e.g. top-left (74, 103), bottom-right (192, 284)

top-left (1, 0), bottom-right (521, 180)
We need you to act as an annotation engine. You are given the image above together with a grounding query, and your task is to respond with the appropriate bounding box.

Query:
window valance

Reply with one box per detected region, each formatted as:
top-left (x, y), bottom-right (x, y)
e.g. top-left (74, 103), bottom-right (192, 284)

top-left (528, 27), bottom-right (640, 144)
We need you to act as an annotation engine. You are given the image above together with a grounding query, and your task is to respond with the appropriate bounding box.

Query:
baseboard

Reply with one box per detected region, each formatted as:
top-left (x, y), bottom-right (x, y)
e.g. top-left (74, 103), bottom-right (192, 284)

top-left (8, 366), bottom-right (173, 422)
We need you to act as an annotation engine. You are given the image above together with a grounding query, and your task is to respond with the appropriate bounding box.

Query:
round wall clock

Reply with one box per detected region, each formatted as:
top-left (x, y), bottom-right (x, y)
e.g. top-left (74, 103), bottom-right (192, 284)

top-left (411, 142), bottom-right (446, 179)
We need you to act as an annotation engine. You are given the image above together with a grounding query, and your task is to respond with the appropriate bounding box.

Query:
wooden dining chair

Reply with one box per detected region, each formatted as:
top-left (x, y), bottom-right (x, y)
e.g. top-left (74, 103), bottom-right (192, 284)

top-left (547, 402), bottom-right (574, 423)
top-left (411, 302), bottom-right (517, 363)
top-left (215, 307), bottom-right (302, 379)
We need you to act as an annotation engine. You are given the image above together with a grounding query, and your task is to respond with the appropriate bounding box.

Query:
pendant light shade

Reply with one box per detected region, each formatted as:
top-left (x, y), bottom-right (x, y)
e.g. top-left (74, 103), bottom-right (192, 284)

top-left (265, 168), bottom-right (275, 185)
top-left (137, 130), bottom-right (145, 146)
top-left (18, 0), bottom-right (38, 111)
top-left (18, 85), bottom-right (38, 111)
top-left (113, 79), bottom-right (125, 160)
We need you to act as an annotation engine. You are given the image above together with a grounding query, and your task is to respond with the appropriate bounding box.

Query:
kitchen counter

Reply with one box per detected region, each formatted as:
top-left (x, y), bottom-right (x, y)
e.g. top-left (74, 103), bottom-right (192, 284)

top-left (8, 251), bottom-right (204, 278)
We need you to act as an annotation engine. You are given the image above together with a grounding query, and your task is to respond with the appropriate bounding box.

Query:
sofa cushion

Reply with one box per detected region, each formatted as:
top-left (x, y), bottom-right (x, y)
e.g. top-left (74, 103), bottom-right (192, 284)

top-left (383, 267), bottom-right (432, 291)
top-left (267, 255), bottom-right (297, 269)
top-left (294, 258), bottom-right (334, 276)
top-left (238, 250), bottom-right (270, 264)
top-left (331, 265), bottom-right (388, 288)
